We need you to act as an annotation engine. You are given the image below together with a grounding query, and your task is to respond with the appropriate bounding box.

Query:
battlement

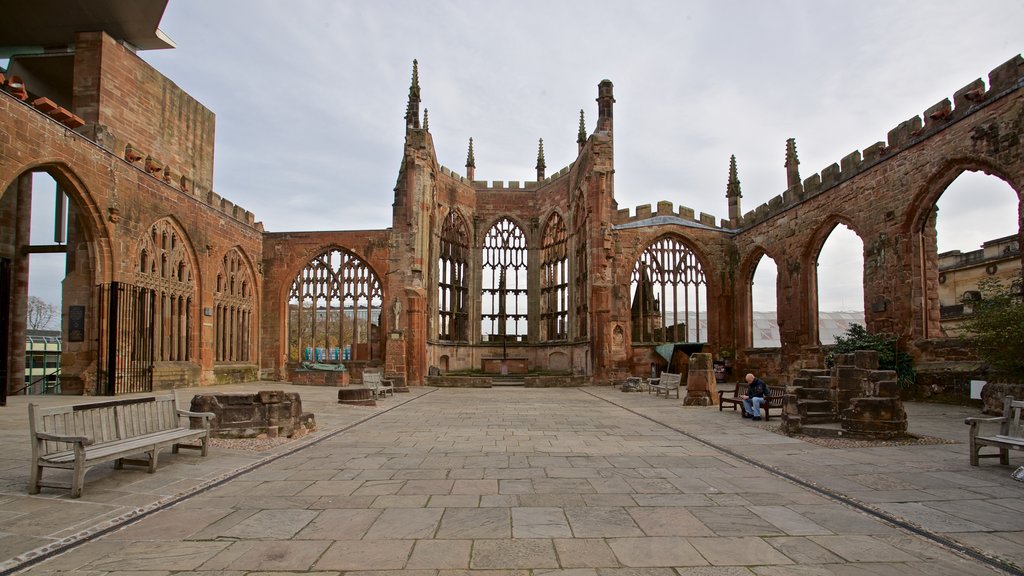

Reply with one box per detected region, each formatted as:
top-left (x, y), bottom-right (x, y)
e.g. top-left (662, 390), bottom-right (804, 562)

top-left (438, 164), bottom-right (573, 190)
top-left (737, 54), bottom-right (1024, 230)
top-left (614, 200), bottom-right (722, 230)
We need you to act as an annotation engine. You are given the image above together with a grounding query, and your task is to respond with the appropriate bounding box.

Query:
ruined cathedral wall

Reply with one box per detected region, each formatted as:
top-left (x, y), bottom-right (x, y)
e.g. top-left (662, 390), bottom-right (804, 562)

top-left (730, 55), bottom-right (1024, 380)
top-left (0, 85), bottom-right (262, 392)
top-left (607, 221), bottom-right (735, 376)
top-left (260, 229), bottom-right (391, 380)
top-left (72, 31), bottom-right (216, 194)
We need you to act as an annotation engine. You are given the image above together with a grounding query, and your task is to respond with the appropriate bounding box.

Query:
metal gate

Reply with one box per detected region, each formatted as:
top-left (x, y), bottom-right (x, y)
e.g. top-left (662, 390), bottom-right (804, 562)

top-left (97, 282), bottom-right (155, 395)
top-left (0, 259), bottom-right (9, 406)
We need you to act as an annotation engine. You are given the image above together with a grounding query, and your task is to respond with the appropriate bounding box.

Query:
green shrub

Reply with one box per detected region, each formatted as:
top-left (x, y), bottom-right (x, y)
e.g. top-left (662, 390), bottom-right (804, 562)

top-left (825, 323), bottom-right (916, 389)
top-left (959, 277), bottom-right (1024, 377)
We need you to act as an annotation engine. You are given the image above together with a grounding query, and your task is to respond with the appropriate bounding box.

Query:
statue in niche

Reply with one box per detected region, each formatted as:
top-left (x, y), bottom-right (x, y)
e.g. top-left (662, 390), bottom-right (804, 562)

top-left (392, 297), bottom-right (402, 330)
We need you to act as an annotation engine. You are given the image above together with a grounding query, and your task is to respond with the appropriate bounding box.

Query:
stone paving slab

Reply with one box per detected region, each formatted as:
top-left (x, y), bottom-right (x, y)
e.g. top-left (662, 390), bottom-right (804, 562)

top-left (0, 385), bottom-right (1021, 575)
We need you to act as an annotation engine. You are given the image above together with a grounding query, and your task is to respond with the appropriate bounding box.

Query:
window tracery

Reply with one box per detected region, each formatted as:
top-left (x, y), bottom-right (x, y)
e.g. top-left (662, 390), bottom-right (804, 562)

top-left (630, 236), bottom-right (707, 343)
top-left (541, 213), bottom-right (568, 341)
top-left (437, 210), bottom-right (469, 341)
top-left (481, 218), bottom-right (528, 341)
top-left (135, 219), bottom-right (194, 361)
top-left (287, 248), bottom-right (383, 363)
top-left (214, 248), bottom-right (254, 362)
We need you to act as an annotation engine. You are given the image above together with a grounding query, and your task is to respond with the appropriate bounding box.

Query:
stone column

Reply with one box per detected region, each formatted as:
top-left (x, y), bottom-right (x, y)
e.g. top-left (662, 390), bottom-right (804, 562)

top-left (684, 353), bottom-right (718, 406)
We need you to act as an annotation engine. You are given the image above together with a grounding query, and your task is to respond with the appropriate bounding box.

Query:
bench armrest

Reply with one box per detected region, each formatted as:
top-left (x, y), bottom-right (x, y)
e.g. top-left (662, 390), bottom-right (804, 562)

top-left (179, 410), bottom-right (215, 430)
top-left (964, 416), bottom-right (1004, 425)
top-left (35, 431), bottom-right (94, 446)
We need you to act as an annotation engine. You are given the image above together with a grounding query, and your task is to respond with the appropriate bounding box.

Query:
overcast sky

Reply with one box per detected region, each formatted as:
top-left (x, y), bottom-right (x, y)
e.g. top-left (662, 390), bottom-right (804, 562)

top-left (25, 1), bottom-right (1024, 317)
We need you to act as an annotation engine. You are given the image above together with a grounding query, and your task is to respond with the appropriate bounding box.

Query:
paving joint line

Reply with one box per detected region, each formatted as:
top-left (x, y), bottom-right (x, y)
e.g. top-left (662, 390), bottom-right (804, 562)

top-left (583, 388), bottom-right (1022, 576)
top-left (0, 387), bottom-right (438, 576)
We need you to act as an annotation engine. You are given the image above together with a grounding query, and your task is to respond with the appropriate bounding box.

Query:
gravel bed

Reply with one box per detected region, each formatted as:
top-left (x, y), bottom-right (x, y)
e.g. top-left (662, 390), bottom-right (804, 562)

top-left (754, 422), bottom-right (957, 448)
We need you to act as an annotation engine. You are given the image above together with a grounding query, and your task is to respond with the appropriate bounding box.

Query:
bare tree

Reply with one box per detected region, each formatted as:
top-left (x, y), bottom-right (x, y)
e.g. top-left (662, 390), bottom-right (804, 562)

top-left (26, 296), bottom-right (58, 330)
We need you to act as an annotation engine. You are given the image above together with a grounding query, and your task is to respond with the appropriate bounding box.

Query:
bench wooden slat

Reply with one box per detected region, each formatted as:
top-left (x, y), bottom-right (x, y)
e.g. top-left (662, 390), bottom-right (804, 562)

top-left (718, 383), bottom-right (784, 420)
top-left (29, 394), bottom-right (212, 498)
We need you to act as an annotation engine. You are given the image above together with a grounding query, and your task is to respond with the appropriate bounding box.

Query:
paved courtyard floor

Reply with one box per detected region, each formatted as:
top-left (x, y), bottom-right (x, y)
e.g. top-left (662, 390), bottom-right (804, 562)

top-left (1, 384), bottom-right (1022, 575)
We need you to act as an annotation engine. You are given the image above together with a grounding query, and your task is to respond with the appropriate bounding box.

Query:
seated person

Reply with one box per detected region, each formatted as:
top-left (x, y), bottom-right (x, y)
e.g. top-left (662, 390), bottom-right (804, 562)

top-left (741, 372), bottom-right (769, 421)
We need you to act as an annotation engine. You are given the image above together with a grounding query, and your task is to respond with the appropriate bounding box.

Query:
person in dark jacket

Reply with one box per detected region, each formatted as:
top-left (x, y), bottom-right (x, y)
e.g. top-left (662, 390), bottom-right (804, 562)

top-left (741, 373), bottom-right (769, 421)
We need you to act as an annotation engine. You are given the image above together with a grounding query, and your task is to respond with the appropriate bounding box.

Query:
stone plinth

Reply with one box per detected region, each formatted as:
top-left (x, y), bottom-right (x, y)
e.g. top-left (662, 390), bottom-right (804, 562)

top-left (191, 391), bottom-right (316, 438)
top-left (684, 353), bottom-right (718, 406)
top-left (338, 386), bottom-right (376, 406)
top-left (841, 397), bottom-right (908, 438)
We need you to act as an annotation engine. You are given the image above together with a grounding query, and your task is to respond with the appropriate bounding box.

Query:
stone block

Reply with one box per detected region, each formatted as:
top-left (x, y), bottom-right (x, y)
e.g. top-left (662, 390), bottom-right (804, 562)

top-left (840, 151), bottom-right (862, 175)
top-left (980, 383), bottom-right (1024, 415)
top-left (684, 353), bottom-right (718, 406)
top-left (853, 350), bottom-right (879, 370)
top-left (988, 54), bottom-right (1024, 92)
top-left (953, 78), bottom-right (986, 110)
top-left (862, 141), bottom-right (886, 163)
top-left (656, 200), bottom-right (673, 215)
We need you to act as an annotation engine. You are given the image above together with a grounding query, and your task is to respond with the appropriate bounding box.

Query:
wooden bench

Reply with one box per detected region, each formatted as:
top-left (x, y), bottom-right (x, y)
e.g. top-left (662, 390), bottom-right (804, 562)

top-left (966, 395), bottom-right (1024, 466)
top-left (648, 372), bottom-right (682, 398)
top-left (718, 383), bottom-right (785, 420)
top-left (29, 395), bottom-right (214, 498)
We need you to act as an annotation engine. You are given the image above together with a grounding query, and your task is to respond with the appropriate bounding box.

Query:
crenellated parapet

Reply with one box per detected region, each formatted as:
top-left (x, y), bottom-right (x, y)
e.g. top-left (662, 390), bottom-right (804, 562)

top-left (438, 163), bottom-right (574, 190)
top-left (736, 54), bottom-right (1024, 230)
top-left (612, 200), bottom-right (723, 230)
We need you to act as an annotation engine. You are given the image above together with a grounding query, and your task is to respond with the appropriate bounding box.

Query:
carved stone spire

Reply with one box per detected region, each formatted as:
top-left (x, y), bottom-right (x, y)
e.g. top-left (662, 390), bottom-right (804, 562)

top-left (423, 108), bottom-right (429, 131)
top-left (536, 138), bottom-right (546, 181)
top-left (405, 60), bottom-right (421, 129)
top-left (785, 137), bottom-right (801, 190)
top-left (466, 137), bottom-right (476, 181)
top-left (726, 155), bottom-right (742, 224)
top-left (577, 109), bottom-right (587, 153)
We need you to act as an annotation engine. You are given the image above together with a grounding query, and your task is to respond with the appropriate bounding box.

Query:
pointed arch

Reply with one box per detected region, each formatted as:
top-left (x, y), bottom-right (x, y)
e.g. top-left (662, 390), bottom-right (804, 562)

top-left (905, 158), bottom-right (1022, 339)
top-left (287, 247), bottom-right (384, 363)
top-left (541, 211), bottom-right (569, 341)
top-left (806, 216), bottom-right (865, 345)
top-left (437, 209), bottom-right (470, 341)
top-left (739, 248), bottom-right (780, 348)
top-left (214, 247), bottom-right (256, 363)
top-left (135, 217), bottom-right (199, 361)
top-left (630, 234), bottom-right (708, 343)
top-left (481, 217), bottom-right (529, 341)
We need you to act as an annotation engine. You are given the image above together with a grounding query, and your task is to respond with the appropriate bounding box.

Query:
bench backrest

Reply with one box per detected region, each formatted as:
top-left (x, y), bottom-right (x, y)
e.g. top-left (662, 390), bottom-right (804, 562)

top-left (766, 386), bottom-right (785, 407)
top-left (1001, 396), bottom-right (1024, 438)
top-left (29, 395), bottom-right (181, 456)
top-left (363, 371), bottom-right (383, 390)
top-left (660, 373), bottom-right (682, 388)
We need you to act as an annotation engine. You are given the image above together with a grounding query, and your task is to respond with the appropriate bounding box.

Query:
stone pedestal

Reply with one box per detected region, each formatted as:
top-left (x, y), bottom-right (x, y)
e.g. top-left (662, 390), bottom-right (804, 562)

top-left (385, 331), bottom-right (408, 390)
top-left (191, 391), bottom-right (316, 438)
top-left (684, 353), bottom-right (718, 406)
top-left (337, 386), bottom-right (376, 406)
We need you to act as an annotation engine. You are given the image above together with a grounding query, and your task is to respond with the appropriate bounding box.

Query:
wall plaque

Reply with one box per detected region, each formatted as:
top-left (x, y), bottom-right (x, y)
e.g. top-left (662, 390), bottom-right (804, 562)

top-left (68, 305), bottom-right (85, 342)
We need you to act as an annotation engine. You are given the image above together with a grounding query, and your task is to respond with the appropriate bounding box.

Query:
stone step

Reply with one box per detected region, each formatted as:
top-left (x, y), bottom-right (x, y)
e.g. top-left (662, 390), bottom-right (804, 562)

top-left (799, 399), bottom-right (832, 410)
top-left (804, 411), bottom-right (835, 424)
top-left (798, 388), bottom-right (831, 401)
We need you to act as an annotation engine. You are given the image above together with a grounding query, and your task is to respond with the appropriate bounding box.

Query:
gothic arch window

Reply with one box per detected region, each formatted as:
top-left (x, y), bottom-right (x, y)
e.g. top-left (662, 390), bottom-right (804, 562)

top-left (215, 248), bottom-right (255, 363)
top-left (630, 236), bottom-right (707, 343)
top-left (437, 210), bottom-right (469, 342)
top-left (135, 219), bottom-right (194, 361)
top-left (541, 213), bottom-right (569, 341)
top-left (287, 248), bottom-right (383, 363)
top-left (572, 195), bottom-right (588, 339)
top-left (481, 218), bottom-right (528, 341)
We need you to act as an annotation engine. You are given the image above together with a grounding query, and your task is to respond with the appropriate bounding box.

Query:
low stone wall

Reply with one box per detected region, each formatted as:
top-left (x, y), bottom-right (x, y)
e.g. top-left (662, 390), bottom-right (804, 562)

top-left (523, 375), bottom-right (587, 387)
top-left (427, 376), bottom-right (492, 388)
top-left (190, 390), bottom-right (316, 438)
top-left (213, 364), bottom-right (259, 385)
top-left (981, 382), bottom-right (1024, 415)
